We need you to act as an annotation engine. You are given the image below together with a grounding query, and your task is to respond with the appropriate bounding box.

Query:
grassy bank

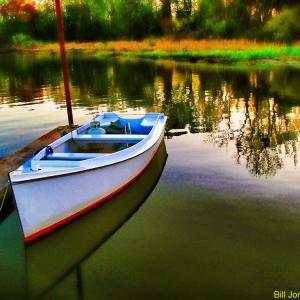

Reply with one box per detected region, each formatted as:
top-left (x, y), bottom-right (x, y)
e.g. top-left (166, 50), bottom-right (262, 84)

top-left (5, 39), bottom-right (300, 63)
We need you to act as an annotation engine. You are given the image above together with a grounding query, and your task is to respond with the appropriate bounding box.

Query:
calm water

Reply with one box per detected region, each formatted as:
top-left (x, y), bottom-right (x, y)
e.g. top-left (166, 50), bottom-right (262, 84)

top-left (1, 53), bottom-right (300, 299)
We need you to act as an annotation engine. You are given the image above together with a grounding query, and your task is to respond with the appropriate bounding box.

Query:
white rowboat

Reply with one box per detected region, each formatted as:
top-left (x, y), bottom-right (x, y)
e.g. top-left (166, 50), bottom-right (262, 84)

top-left (9, 112), bottom-right (167, 242)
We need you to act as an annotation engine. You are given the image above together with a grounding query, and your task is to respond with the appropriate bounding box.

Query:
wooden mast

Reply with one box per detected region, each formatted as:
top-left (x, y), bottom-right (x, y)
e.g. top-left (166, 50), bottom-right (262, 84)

top-left (54, 0), bottom-right (74, 126)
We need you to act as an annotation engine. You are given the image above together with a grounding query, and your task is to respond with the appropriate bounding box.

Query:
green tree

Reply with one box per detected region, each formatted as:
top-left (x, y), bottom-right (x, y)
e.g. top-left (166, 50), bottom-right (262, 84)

top-left (265, 5), bottom-right (300, 43)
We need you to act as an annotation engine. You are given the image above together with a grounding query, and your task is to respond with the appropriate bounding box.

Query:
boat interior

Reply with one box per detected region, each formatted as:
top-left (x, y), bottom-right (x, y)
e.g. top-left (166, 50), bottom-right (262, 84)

top-left (22, 113), bottom-right (162, 171)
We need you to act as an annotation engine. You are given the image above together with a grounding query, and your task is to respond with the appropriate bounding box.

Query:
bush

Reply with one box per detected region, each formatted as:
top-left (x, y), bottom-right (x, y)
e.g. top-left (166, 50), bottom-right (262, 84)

top-left (211, 20), bottom-right (227, 38)
top-left (11, 32), bottom-right (44, 48)
top-left (11, 32), bottom-right (29, 45)
top-left (265, 7), bottom-right (300, 43)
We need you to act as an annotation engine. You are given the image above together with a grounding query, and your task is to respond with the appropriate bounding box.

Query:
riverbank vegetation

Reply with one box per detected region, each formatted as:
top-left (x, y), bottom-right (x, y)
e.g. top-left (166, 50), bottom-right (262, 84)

top-left (94, 40), bottom-right (300, 62)
top-left (9, 39), bottom-right (300, 64)
top-left (1, 0), bottom-right (300, 62)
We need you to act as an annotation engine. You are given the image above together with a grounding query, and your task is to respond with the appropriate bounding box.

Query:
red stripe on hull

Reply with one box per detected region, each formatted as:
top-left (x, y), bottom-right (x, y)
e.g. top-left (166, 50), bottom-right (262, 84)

top-left (24, 140), bottom-right (163, 243)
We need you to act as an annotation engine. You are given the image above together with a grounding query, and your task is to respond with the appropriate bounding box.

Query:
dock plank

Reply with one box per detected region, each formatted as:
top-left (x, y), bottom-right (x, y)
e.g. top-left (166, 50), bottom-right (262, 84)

top-left (0, 125), bottom-right (75, 194)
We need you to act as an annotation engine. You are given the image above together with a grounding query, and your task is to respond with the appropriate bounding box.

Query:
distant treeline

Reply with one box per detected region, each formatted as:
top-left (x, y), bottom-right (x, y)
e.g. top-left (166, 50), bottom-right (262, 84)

top-left (0, 0), bottom-right (300, 44)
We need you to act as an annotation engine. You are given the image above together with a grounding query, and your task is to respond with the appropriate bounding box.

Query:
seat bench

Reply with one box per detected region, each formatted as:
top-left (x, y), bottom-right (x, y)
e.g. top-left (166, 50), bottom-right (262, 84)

top-left (72, 134), bottom-right (147, 142)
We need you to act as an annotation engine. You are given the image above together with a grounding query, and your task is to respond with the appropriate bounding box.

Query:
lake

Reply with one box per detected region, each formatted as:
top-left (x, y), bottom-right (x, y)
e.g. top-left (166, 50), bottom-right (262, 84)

top-left (1, 52), bottom-right (300, 300)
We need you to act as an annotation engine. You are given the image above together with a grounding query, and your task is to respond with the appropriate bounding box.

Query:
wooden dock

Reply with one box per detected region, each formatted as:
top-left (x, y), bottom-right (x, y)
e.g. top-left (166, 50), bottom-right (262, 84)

top-left (0, 125), bottom-right (75, 204)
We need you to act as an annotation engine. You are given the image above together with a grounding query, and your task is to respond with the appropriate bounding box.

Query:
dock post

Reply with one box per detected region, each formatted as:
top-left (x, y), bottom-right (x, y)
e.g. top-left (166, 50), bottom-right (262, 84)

top-left (54, 0), bottom-right (74, 126)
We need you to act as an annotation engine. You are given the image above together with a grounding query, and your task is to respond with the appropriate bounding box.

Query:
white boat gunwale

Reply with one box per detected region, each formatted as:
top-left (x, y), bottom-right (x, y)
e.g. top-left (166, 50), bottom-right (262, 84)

top-left (10, 136), bottom-right (164, 185)
top-left (9, 113), bottom-right (167, 184)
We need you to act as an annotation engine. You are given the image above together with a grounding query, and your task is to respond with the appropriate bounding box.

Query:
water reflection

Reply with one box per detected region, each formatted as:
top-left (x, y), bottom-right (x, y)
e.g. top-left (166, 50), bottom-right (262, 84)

top-left (0, 53), bottom-right (300, 176)
top-left (208, 96), bottom-right (299, 177)
top-left (0, 140), bottom-right (167, 300)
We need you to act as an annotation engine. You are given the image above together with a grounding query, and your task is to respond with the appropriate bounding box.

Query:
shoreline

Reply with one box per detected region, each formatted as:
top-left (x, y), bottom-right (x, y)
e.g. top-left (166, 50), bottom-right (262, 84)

top-left (2, 40), bottom-right (300, 64)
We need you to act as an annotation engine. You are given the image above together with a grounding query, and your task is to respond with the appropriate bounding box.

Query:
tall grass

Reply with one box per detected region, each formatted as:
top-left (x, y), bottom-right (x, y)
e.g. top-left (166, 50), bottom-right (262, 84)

top-left (14, 39), bottom-right (300, 62)
top-left (94, 39), bottom-right (300, 61)
top-left (97, 39), bottom-right (286, 52)
top-left (125, 47), bottom-right (300, 61)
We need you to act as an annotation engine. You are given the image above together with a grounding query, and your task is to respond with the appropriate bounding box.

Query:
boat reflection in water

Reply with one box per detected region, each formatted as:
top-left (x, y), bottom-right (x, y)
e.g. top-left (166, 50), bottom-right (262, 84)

top-left (0, 140), bottom-right (167, 300)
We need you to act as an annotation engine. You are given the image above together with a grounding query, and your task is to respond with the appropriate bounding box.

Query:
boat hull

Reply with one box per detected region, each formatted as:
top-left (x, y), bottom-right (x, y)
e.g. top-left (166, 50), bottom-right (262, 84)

top-left (11, 131), bottom-right (165, 242)
top-left (0, 141), bottom-right (167, 300)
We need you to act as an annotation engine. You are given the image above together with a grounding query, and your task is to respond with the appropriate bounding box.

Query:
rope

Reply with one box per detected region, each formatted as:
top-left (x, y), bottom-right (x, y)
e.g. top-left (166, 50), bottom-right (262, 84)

top-left (0, 185), bottom-right (8, 213)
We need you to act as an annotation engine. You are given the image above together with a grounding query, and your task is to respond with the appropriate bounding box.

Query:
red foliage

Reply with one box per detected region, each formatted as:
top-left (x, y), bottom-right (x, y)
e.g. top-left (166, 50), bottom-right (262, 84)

top-left (24, 3), bottom-right (35, 12)
top-left (0, 0), bottom-right (37, 21)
